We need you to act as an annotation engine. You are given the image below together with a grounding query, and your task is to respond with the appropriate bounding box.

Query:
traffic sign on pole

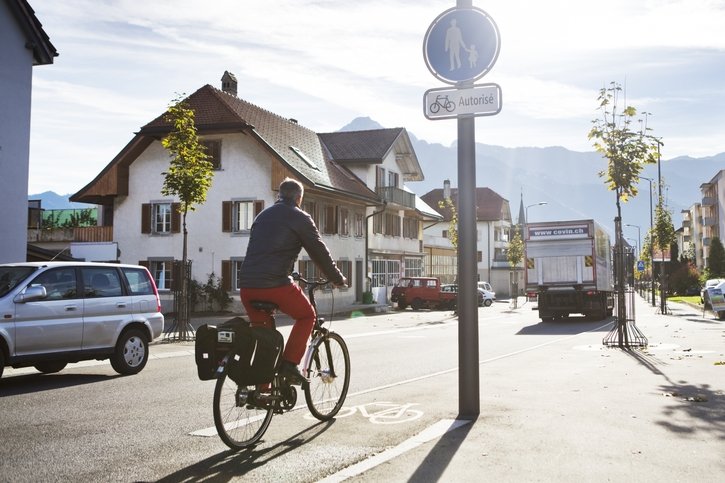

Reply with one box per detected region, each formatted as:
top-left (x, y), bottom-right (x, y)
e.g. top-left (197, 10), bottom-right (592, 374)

top-left (424, 83), bottom-right (502, 120)
top-left (423, 6), bottom-right (501, 85)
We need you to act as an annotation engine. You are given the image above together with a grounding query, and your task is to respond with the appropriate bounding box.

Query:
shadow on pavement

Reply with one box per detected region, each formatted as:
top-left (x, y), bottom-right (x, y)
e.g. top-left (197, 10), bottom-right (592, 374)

top-left (406, 417), bottom-right (475, 483)
top-left (623, 349), bottom-right (725, 441)
top-left (0, 373), bottom-right (116, 396)
top-left (517, 318), bottom-right (613, 336)
top-left (156, 420), bottom-right (335, 482)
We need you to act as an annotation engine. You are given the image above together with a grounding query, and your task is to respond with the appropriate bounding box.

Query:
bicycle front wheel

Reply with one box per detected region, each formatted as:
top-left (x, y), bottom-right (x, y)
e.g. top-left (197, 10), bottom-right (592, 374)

top-left (213, 366), bottom-right (274, 450)
top-left (304, 332), bottom-right (350, 420)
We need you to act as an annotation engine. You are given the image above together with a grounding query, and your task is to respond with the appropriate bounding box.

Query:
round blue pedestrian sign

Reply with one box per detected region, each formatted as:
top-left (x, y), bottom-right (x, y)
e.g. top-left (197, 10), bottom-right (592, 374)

top-left (423, 7), bottom-right (501, 85)
top-left (637, 260), bottom-right (645, 271)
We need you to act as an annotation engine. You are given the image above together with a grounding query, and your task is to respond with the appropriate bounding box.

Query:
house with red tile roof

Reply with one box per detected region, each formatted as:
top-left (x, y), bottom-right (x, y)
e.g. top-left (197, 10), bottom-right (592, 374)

top-left (421, 180), bottom-right (516, 297)
top-left (71, 73), bottom-right (440, 313)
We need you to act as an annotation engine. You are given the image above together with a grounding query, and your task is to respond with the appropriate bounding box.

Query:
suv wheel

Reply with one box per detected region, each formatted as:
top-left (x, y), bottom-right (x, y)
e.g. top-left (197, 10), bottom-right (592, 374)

top-left (34, 362), bottom-right (68, 374)
top-left (0, 349), bottom-right (4, 379)
top-left (111, 329), bottom-right (149, 375)
top-left (483, 299), bottom-right (493, 307)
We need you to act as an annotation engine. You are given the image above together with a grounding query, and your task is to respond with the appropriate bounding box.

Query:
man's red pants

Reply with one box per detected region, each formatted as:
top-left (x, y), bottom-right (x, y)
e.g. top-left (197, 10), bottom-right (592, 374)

top-left (240, 283), bottom-right (315, 365)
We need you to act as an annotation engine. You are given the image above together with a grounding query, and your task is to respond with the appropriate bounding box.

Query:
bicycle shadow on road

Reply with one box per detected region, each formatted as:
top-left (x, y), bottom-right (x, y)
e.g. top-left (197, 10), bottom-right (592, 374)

top-left (156, 419), bottom-right (336, 482)
top-left (406, 417), bottom-right (475, 483)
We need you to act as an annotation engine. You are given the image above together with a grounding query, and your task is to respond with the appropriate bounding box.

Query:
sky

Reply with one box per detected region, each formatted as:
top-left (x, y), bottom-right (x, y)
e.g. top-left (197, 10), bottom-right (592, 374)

top-left (25, 0), bottom-right (725, 195)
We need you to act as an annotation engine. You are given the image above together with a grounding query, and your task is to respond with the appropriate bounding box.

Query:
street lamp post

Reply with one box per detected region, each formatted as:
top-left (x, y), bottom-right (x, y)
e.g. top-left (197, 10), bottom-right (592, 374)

top-left (522, 201), bottom-right (547, 304)
top-left (641, 177), bottom-right (656, 306)
top-left (625, 223), bottom-right (641, 293)
top-left (626, 237), bottom-right (638, 288)
top-left (525, 202), bottom-right (548, 227)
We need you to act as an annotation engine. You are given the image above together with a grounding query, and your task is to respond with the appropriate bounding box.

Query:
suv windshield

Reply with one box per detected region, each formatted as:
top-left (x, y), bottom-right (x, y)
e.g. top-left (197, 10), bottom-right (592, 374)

top-left (0, 266), bottom-right (39, 298)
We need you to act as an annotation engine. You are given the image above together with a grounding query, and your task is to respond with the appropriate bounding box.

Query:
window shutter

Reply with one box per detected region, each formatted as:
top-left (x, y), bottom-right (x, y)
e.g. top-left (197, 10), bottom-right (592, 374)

top-left (171, 203), bottom-right (181, 233)
top-left (221, 260), bottom-right (232, 292)
top-left (141, 204), bottom-right (151, 234)
top-left (254, 200), bottom-right (264, 217)
top-left (222, 201), bottom-right (231, 232)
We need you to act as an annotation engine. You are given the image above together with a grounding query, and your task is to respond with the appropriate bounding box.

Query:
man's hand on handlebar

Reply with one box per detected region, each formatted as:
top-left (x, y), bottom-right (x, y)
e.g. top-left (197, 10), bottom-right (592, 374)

top-left (335, 276), bottom-right (348, 288)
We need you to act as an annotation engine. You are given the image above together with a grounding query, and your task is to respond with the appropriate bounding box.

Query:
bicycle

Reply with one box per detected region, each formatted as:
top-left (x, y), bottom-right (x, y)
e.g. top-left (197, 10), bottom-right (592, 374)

top-left (212, 273), bottom-right (351, 450)
top-left (429, 94), bottom-right (456, 114)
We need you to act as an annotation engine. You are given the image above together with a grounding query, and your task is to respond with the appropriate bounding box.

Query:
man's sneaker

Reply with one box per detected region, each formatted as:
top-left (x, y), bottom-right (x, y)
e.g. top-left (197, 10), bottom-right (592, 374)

top-left (279, 360), bottom-right (307, 385)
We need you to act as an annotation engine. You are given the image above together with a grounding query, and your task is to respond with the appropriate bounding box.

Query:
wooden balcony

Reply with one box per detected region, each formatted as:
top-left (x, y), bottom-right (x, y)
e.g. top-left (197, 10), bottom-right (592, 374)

top-left (73, 226), bottom-right (113, 242)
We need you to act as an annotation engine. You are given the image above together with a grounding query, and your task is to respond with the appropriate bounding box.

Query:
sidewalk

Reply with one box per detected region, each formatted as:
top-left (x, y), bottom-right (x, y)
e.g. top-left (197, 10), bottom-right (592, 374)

top-left (336, 295), bottom-right (725, 482)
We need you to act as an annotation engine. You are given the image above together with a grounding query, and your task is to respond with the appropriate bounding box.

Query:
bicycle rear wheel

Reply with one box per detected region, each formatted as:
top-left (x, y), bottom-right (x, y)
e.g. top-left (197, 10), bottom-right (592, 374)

top-left (304, 331), bottom-right (350, 420)
top-left (213, 364), bottom-right (274, 450)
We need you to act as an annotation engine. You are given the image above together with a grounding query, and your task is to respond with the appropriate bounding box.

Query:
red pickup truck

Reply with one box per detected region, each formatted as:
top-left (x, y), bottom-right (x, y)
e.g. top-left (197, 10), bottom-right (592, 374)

top-left (390, 277), bottom-right (457, 311)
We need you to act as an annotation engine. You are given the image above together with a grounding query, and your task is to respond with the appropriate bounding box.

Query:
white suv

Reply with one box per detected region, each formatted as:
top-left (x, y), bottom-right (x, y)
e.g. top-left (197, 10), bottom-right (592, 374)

top-left (0, 262), bottom-right (164, 379)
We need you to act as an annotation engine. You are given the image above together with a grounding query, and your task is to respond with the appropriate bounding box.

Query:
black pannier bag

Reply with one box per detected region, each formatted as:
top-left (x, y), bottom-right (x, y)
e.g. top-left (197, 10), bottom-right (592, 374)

top-left (194, 322), bottom-right (235, 380)
top-left (194, 317), bottom-right (284, 385)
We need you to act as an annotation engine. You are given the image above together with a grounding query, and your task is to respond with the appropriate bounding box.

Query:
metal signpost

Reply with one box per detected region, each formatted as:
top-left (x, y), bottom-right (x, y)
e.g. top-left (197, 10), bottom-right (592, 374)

top-left (423, 0), bottom-right (501, 418)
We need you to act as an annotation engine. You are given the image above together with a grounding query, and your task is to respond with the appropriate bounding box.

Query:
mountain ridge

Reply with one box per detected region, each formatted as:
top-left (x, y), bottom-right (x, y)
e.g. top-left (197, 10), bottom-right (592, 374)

top-left (31, 117), bottom-right (725, 237)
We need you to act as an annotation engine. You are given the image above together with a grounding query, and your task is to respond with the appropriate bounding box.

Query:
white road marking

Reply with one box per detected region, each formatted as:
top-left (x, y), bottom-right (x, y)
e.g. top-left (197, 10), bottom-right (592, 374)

top-left (318, 418), bottom-right (471, 482)
top-left (190, 320), bottom-right (611, 437)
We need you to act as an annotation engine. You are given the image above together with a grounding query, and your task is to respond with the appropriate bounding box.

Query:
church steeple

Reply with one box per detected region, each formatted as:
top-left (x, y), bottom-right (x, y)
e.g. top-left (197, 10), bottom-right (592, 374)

top-left (517, 190), bottom-right (526, 226)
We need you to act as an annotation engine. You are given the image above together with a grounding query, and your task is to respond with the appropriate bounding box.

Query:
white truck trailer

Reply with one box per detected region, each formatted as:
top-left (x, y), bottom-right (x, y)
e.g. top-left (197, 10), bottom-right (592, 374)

top-left (524, 219), bottom-right (614, 321)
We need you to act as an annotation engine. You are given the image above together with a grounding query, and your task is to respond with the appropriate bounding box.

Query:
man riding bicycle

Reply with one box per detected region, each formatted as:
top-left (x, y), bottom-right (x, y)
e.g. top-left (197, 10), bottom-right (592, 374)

top-left (239, 178), bottom-right (347, 385)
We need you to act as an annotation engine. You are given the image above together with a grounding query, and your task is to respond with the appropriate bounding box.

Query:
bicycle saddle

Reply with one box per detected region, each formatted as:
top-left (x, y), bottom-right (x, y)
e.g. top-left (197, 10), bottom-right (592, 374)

top-left (250, 300), bottom-right (279, 312)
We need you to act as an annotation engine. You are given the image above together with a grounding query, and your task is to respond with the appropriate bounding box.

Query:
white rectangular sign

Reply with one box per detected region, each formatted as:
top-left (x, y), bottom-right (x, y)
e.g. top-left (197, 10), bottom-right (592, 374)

top-left (424, 83), bottom-right (502, 120)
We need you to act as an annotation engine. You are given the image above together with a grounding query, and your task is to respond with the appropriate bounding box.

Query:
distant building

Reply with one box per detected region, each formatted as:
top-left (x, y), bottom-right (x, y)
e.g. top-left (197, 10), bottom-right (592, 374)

top-left (0, 0), bottom-right (57, 262)
top-left (421, 180), bottom-right (514, 296)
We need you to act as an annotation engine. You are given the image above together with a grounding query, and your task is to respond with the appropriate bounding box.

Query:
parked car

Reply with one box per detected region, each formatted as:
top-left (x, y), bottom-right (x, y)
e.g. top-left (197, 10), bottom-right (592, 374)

top-left (391, 277), bottom-right (457, 310)
top-left (700, 278), bottom-right (725, 307)
top-left (441, 284), bottom-right (494, 307)
top-left (0, 262), bottom-right (164, 379)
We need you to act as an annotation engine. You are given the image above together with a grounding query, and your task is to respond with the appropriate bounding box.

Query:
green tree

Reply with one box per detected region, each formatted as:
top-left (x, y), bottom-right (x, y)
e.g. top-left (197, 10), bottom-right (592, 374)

top-left (438, 198), bottom-right (458, 250)
top-left (589, 82), bottom-right (659, 334)
top-left (507, 229), bottom-right (524, 268)
top-left (653, 196), bottom-right (675, 258)
top-left (507, 228), bottom-right (525, 308)
top-left (588, 82), bottom-right (658, 217)
top-left (161, 95), bottom-right (214, 332)
top-left (707, 237), bottom-right (725, 278)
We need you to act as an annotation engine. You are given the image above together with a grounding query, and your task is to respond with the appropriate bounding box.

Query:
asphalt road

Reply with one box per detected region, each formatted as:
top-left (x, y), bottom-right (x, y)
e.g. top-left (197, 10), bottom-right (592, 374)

top-left (1, 299), bottom-right (722, 482)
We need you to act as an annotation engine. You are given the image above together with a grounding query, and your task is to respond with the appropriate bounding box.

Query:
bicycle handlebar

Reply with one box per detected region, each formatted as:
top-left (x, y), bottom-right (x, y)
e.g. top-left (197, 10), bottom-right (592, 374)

top-left (292, 272), bottom-right (329, 287)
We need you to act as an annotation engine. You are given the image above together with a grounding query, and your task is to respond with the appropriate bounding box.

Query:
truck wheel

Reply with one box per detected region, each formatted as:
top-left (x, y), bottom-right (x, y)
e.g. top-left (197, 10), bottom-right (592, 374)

top-left (411, 298), bottom-right (423, 311)
top-left (397, 302), bottom-right (408, 310)
top-left (718, 311), bottom-right (725, 320)
top-left (541, 316), bottom-right (554, 322)
top-left (483, 299), bottom-right (492, 307)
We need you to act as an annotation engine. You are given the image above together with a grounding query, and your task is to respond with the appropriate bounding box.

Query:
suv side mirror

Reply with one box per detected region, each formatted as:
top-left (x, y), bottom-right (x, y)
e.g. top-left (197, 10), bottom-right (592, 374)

top-left (14, 285), bottom-right (47, 303)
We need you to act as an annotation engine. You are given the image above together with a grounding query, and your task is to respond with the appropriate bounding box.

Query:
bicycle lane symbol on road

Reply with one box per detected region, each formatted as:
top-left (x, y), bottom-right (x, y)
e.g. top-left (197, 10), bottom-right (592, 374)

top-left (304, 401), bottom-right (423, 425)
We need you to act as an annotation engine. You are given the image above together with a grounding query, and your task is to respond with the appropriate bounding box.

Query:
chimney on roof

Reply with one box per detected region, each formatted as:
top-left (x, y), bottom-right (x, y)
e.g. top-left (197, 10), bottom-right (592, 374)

top-left (443, 179), bottom-right (451, 199)
top-left (221, 71), bottom-right (237, 96)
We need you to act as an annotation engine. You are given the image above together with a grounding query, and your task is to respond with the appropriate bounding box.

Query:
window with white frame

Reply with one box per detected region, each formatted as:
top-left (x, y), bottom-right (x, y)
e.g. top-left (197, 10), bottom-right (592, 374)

top-left (370, 259), bottom-right (400, 288)
top-left (153, 203), bottom-right (172, 234)
top-left (404, 257), bottom-right (423, 277)
top-left (321, 204), bottom-right (337, 235)
top-left (354, 212), bottom-right (364, 238)
top-left (233, 201), bottom-right (256, 232)
top-left (150, 260), bottom-right (173, 290)
top-left (339, 207), bottom-right (350, 236)
top-left (232, 258), bottom-right (244, 291)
